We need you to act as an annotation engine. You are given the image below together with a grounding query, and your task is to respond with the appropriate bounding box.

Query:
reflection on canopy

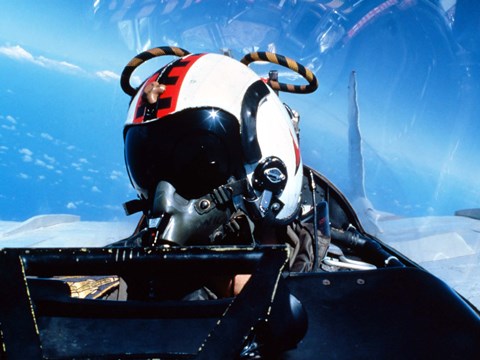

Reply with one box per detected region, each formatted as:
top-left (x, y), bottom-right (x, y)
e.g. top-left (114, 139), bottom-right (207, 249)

top-left (92, 0), bottom-right (480, 220)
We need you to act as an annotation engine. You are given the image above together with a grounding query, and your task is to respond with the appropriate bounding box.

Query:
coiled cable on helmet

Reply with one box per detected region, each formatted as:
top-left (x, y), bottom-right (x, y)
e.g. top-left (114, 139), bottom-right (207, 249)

top-left (240, 52), bottom-right (318, 94)
top-left (120, 46), bottom-right (191, 96)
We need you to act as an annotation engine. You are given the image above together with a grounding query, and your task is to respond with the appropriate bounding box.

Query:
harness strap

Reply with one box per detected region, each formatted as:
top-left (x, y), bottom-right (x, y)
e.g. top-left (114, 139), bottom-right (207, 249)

top-left (210, 178), bottom-right (252, 207)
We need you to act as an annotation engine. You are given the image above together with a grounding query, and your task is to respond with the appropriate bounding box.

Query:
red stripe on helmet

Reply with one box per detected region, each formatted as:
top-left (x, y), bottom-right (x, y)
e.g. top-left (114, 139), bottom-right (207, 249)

top-left (131, 53), bottom-right (205, 124)
top-left (155, 53), bottom-right (205, 118)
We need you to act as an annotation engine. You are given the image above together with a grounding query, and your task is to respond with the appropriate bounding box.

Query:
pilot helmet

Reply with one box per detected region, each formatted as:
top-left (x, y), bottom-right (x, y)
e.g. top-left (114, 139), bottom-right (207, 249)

top-left (122, 48), bottom-right (313, 246)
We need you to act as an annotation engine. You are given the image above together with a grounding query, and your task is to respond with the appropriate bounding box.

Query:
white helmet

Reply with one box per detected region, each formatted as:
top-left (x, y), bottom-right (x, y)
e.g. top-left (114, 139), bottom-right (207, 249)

top-left (121, 47), bottom-right (317, 245)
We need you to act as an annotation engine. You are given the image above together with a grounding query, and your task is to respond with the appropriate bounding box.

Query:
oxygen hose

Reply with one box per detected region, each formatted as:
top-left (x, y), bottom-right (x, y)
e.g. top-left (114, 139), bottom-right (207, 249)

top-left (330, 228), bottom-right (404, 268)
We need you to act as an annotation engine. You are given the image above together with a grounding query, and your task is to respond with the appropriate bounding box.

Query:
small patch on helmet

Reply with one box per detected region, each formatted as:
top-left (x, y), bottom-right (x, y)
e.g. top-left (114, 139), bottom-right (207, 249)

top-left (131, 54), bottom-right (206, 124)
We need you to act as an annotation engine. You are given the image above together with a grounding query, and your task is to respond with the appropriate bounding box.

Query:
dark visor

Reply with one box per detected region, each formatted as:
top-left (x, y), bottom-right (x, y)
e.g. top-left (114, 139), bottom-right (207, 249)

top-left (124, 108), bottom-right (244, 200)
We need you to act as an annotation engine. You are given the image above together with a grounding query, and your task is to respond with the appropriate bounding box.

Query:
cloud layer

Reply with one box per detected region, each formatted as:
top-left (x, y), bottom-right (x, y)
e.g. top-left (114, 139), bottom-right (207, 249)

top-left (0, 44), bottom-right (119, 81)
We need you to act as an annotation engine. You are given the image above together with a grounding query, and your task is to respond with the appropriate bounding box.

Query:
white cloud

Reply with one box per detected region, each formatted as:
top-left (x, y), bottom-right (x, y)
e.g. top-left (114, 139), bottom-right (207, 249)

top-left (43, 154), bottom-right (55, 163)
top-left (0, 45), bottom-right (35, 62)
top-left (18, 173), bottom-right (29, 179)
top-left (19, 148), bottom-right (33, 162)
top-left (71, 162), bottom-right (82, 170)
top-left (19, 148), bottom-right (33, 156)
top-left (37, 56), bottom-right (83, 73)
top-left (96, 70), bottom-right (120, 81)
top-left (5, 115), bottom-right (16, 124)
top-left (1, 115), bottom-right (17, 130)
top-left (35, 159), bottom-right (54, 170)
top-left (35, 159), bottom-right (46, 167)
top-left (66, 202), bottom-right (77, 209)
top-left (1, 124), bottom-right (15, 131)
top-left (110, 170), bottom-right (123, 180)
top-left (79, 158), bottom-right (88, 164)
top-left (40, 132), bottom-right (54, 141)
top-left (0, 45), bottom-right (84, 75)
top-left (91, 186), bottom-right (101, 193)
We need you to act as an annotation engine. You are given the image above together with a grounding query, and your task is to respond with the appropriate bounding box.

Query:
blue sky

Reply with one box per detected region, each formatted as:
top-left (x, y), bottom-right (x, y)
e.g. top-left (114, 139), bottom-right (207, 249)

top-left (0, 1), bottom-right (130, 71)
top-left (0, 51), bottom-right (134, 221)
top-left (0, 1), bottom-right (135, 221)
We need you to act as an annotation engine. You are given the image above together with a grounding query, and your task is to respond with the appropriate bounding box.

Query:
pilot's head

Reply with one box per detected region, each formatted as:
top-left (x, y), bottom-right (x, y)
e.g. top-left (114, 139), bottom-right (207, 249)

top-left (122, 48), bottom-right (312, 246)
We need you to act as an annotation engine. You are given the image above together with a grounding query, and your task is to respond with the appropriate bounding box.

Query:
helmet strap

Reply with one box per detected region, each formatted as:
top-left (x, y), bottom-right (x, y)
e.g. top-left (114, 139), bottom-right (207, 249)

top-left (123, 198), bottom-right (148, 216)
top-left (210, 177), bottom-right (254, 208)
